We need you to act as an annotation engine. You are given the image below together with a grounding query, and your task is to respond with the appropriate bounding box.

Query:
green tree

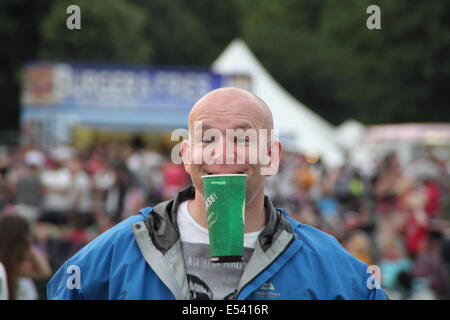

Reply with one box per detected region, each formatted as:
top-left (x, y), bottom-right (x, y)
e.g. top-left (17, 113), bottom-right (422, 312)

top-left (40, 0), bottom-right (152, 64)
top-left (2, 0), bottom-right (449, 140)
top-left (0, 0), bottom-right (55, 139)
top-left (130, 0), bottom-right (241, 66)
top-left (242, 0), bottom-right (450, 124)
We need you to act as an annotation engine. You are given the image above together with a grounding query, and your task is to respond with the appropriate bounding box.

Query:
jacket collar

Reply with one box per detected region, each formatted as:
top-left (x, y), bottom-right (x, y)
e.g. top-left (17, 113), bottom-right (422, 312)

top-left (145, 186), bottom-right (294, 254)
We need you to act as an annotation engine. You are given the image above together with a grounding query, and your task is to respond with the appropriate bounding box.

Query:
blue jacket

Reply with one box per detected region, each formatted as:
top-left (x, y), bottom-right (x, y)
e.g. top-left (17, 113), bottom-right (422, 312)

top-left (47, 187), bottom-right (387, 300)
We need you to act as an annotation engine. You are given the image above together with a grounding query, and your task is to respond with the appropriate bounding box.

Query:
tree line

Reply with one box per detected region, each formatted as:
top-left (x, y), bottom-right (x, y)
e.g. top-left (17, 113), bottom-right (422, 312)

top-left (1, 0), bottom-right (449, 142)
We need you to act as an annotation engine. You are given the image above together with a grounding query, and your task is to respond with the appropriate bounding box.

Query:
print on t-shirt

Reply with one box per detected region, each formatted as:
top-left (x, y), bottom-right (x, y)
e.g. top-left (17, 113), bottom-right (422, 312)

top-left (183, 242), bottom-right (254, 300)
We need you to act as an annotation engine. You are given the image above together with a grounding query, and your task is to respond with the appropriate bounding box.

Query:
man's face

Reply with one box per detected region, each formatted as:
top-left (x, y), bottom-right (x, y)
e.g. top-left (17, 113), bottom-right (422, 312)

top-left (181, 89), bottom-right (281, 205)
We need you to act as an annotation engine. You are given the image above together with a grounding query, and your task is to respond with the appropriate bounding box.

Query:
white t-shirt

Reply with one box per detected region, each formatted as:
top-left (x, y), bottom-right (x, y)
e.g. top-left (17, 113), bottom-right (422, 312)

top-left (0, 265), bottom-right (38, 300)
top-left (177, 201), bottom-right (262, 300)
top-left (15, 277), bottom-right (38, 300)
top-left (0, 262), bottom-right (8, 300)
top-left (41, 168), bottom-right (72, 211)
top-left (69, 171), bottom-right (92, 213)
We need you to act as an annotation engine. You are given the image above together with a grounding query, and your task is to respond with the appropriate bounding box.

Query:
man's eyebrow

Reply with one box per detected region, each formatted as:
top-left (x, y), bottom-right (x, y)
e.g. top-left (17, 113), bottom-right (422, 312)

top-left (198, 122), bottom-right (255, 131)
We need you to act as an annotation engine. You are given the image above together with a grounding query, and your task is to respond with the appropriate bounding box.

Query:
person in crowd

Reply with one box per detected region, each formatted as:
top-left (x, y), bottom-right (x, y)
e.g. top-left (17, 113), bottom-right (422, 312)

top-left (343, 230), bottom-right (374, 265)
top-left (0, 167), bottom-right (13, 211)
top-left (0, 214), bottom-right (52, 300)
top-left (40, 158), bottom-right (72, 225)
top-left (15, 160), bottom-right (43, 224)
top-left (161, 160), bottom-right (189, 200)
top-left (373, 153), bottom-right (409, 216)
top-left (411, 230), bottom-right (448, 299)
top-left (67, 157), bottom-right (93, 227)
top-left (402, 185), bottom-right (429, 258)
top-left (104, 161), bottom-right (145, 224)
top-left (0, 261), bottom-right (8, 300)
top-left (377, 233), bottom-right (412, 298)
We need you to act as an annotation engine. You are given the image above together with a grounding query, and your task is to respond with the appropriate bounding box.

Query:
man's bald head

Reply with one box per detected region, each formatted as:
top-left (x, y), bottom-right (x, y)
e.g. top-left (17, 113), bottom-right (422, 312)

top-left (181, 87), bottom-right (282, 203)
top-left (188, 87), bottom-right (274, 132)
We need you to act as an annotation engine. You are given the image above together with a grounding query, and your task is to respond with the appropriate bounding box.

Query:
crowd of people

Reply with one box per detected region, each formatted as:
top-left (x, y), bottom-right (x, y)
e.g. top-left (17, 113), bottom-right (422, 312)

top-left (0, 141), bottom-right (449, 300)
top-left (0, 141), bottom-right (190, 299)
top-left (268, 150), bottom-right (450, 299)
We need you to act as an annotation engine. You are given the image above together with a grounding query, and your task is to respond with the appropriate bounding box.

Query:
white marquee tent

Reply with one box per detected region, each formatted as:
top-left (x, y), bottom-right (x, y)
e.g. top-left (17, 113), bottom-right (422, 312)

top-left (212, 39), bottom-right (344, 167)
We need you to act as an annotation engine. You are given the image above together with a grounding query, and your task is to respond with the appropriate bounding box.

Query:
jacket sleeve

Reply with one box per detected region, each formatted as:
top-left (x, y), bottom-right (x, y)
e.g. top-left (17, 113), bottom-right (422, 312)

top-left (46, 234), bottom-right (113, 300)
top-left (361, 263), bottom-right (389, 300)
top-left (367, 286), bottom-right (389, 300)
top-left (46, 260), bottom-right (86, 300)
top-left (47, 212), bottom-right (150, 300)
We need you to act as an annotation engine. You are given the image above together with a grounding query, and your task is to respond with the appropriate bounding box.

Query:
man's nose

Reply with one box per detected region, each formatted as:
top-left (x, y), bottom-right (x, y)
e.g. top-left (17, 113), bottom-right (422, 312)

top-left (211, 138), bottom-right (236, 165)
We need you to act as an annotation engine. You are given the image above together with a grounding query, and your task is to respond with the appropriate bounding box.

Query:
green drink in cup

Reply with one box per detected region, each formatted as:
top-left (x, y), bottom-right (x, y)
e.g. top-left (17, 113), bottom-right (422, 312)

top-left (201, 174), bottom-right (247, 263)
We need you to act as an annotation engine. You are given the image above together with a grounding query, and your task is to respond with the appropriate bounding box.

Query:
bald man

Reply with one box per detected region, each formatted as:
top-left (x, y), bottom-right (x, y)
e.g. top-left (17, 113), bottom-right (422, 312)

top-left (182, 88), bottom-right (280, 236)
top-left (47, 88), bottom-right (388, 300)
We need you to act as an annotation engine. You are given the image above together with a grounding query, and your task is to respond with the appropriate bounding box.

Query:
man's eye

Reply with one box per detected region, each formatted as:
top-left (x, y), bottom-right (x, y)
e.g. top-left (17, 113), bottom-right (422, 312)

top-left (202, 136), bottom-right (215, 143)
top-left (235, 137), bottom-right (249, 144)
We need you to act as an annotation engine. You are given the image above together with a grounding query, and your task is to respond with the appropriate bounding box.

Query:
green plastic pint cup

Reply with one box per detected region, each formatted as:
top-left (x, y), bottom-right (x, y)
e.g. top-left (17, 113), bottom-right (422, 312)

top-left (201, 174), bottom-right (247, 263)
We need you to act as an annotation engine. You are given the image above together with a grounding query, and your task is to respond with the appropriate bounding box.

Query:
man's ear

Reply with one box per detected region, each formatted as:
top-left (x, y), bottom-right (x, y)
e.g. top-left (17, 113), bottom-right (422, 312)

top-left (181, 139), bottom-right (191, 175)
top-left (261, 140), bottom-right (283, 176)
